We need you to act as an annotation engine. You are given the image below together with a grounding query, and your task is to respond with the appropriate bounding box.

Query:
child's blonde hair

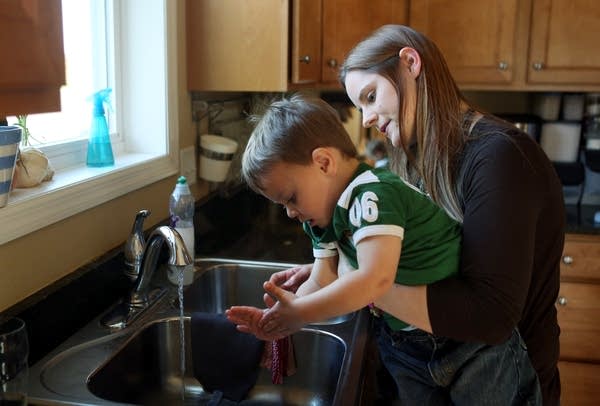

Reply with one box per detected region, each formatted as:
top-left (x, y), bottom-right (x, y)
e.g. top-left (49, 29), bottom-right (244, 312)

top-left (242, 94), bottom-right (357, 193)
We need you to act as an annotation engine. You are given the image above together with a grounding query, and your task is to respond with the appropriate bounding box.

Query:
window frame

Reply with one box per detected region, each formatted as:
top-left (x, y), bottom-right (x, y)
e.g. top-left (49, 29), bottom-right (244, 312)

top-left (0, 0), bottom-right (179, 245)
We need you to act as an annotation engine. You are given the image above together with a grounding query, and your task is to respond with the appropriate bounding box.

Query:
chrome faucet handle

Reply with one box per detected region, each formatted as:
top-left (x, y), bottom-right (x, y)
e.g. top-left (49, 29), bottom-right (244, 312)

top-left (124, 209), bottom-right (151, 281)
top-left (102, 225), bottom-right (192, 330)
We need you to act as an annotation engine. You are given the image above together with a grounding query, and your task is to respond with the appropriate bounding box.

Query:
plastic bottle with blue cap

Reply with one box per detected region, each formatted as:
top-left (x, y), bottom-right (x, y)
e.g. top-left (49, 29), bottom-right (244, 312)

top-left (86, 88), bottom-right (114, 167)
top-left (168, 176), bottom-right (195, 285)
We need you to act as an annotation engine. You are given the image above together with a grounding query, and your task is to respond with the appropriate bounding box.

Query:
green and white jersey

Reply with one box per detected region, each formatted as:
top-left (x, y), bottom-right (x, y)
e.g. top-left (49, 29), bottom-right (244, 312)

top-left (304, 162), bottom-right (461, 330)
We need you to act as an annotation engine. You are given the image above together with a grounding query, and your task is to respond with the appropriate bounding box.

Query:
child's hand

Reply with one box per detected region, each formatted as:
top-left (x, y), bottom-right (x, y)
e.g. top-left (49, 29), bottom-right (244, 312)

top-left (258, 281), bottom-right (305, 336)
top-left (268, 264), bottom-right (312, 293)
top-left (225, 306), bottom-right (283, 341)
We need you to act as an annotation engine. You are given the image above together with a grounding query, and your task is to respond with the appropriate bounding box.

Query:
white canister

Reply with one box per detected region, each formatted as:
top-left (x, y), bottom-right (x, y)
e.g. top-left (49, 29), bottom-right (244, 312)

top-left (198, 134), bottom-right (238, 182)
top-left (540, 122), bottom-right (582, 163)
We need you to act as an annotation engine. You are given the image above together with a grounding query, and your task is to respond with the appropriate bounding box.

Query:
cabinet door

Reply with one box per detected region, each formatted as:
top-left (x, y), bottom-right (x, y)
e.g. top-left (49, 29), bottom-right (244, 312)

top-left (528, 0), bottom-right (600, 84)
top-left (0, 0), bottom-right (65, 117)
top-left (561, 234), bottom-right (600, 283)
top-left (409, 0), bottom-right (519, 85)
top-left (556, 282), bottom-right (600, 362)
top-left (186, 0), bottom-right (289, 92)
top-left (291, 0), bottom-right (322, 84)
top-left (559, 361), bottom-right (600, 406)
top-left (321, 0), bottom-right (408, 84)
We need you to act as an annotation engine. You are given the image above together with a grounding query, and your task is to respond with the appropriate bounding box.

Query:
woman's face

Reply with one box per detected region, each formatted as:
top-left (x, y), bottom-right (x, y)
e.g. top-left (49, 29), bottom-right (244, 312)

top-left (345, 68), bottom-right (416, 148)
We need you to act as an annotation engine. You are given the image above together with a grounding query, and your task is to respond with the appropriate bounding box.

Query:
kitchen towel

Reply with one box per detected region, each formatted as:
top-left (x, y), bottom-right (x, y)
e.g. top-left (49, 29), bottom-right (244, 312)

top-left (261, 336), bottom-right (297, 384)
top-left (190, 313), bottom-right (263, 402)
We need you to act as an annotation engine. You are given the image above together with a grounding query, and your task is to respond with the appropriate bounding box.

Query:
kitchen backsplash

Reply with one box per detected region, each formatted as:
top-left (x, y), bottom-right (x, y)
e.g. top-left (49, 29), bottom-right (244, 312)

top-left (192, 90), bottom-right (599, 212)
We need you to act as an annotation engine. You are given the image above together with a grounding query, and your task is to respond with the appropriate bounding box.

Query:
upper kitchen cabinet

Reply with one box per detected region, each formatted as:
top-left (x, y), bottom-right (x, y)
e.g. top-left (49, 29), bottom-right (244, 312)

top-left (410, 0), bottom-right (522, 86)
top-left (295, 0), bottom-right (408, 85)
top-left (186, 0), bottom-right (289, 92)
top-left (527, 0), bottom-right (600, 86)
top-left (409, 0), bottom-right (600, 91)
top-left (186, 0), bottom-right (408, 92)
top-left (0, 0), bottom-right (65, 117)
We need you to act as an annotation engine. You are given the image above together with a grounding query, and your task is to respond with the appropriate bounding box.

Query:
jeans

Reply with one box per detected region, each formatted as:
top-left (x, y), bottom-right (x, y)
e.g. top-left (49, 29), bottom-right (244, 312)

top-left (375, 320), bottom-right (542, 405)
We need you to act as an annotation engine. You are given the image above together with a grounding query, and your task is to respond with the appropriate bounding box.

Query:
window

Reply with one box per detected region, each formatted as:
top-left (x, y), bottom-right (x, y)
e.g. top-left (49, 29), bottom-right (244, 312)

top-left (0, 0), bottom-right (179, 244)
top-left (8, 0), bottom-right (110, 151)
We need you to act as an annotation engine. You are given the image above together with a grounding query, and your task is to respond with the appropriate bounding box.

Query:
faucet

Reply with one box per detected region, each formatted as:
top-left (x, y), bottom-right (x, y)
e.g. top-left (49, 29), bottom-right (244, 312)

top-left (129, 226), bottom-right (192, 306)
top-left (124, 209), bottom-right (151, 282)
top-left (101, 225), bottom-right (193, 329)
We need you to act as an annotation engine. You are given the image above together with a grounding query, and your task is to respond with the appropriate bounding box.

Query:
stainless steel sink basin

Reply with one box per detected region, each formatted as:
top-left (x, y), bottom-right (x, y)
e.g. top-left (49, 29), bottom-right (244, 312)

top-left (185, 258), bottom-right (355, 325)
top-left (27, 258), bottom-right (370, 406)
top-left (88, 317), bottom-right (346, 405)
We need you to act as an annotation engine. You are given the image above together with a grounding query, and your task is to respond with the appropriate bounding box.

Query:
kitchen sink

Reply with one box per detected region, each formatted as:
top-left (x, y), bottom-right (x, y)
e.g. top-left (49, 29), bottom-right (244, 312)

top-left (87, 317), bottom-right (346, 405)
top-left (183, 258), bottom-right (355, 325)
top-left (27, 258), bottom-right (370, 405)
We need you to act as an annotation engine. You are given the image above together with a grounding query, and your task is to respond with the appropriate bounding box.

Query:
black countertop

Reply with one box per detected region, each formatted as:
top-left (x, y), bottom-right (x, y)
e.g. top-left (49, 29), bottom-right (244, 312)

top-left (565, 204), bottom-right (600, 234)
top-left (3, 186), bottom-right (597, 366)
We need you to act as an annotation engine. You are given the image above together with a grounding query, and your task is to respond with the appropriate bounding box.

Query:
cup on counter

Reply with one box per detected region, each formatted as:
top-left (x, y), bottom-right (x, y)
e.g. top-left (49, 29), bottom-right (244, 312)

top-left (198, 134), bottom-right (238, 182)
top-left (0, 126), bottom-right (23, 208)
top-left (0, 317), bottom-right (29, 405)
top-left (540, 122), bottom-right (582, 163)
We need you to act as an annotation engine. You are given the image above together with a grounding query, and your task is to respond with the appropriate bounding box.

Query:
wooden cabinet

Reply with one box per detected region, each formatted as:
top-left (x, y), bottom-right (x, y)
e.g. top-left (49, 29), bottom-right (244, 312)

top-left (186, 0), bottom-right (407, 91)
top-left (409, 0), bottom-right (600, 91)
top-left (558, 361), bottom-right (600, 406)
top-left (0, 0), bottom-right (65, 117)
top-left (528, 0), bottom-right (600, 86)
top-left (557, 233), bottom-right (600, 405)
top-left (186, 0), bottom-right (289, 92)
top-left (314, 0), bottom-right (407, 85)
top-left (409, 0), bottom-right (523, 86)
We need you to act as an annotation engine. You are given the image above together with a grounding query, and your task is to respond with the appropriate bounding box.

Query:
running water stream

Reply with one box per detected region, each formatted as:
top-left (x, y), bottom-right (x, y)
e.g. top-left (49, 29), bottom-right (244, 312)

top-left (176, 267), bottom-right (186, 403)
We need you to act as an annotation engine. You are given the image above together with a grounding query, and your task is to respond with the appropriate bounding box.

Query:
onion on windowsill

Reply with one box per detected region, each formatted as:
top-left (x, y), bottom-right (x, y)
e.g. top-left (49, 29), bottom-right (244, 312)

top-left (12, 147), bottom-right (55, 188)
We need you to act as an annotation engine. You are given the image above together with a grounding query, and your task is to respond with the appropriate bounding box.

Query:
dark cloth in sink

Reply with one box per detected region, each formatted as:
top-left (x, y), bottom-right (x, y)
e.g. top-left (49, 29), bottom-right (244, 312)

top-left (191, 313), bottom-right (263, 402)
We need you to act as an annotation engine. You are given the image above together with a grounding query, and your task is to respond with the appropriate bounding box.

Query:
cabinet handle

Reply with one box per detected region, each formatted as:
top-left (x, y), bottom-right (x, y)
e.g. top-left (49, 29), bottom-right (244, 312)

top-left (562, 255), bottom-right (573, 265)
top-left (299, 55), bottom-right (311, 64)
top-left (557, 296), bottom-right (568, 306)
top-left (532, 62), bottom-right (544, 71)
top-left (327, 59), bottom-right (338, 68)
top-left (498, 61), bottom-right (508, 71)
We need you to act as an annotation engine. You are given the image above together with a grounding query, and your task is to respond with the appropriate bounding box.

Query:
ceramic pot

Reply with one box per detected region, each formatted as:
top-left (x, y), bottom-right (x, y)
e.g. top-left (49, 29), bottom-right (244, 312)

top-left (0, 126), bottom-right (23, 207)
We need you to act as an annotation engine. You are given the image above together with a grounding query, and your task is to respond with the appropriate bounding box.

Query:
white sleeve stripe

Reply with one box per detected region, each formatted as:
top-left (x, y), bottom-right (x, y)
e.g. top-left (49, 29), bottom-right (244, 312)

top-left (352, 224), bottom-right (405, 245)
top-left (337, 170), bottom-right (380, 209)
top-left (317, 241), bottom-right (337, 250)
top-left (313, 248), bottom-right (339, 258)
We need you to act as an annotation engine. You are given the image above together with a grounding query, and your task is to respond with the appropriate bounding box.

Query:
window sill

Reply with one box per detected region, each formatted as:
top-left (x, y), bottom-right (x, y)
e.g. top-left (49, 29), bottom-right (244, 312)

top-left (0, 152), bottom-right (178, 245)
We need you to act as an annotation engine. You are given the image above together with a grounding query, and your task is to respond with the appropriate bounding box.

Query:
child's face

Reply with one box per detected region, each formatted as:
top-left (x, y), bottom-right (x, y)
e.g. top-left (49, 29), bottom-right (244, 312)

top-left (260, 160), bottom-right (337, 229)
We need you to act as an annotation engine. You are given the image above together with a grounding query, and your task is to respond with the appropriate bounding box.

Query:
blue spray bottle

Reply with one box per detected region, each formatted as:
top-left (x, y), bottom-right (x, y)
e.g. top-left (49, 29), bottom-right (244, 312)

top-left (86, 88), bottom-right (114, 167)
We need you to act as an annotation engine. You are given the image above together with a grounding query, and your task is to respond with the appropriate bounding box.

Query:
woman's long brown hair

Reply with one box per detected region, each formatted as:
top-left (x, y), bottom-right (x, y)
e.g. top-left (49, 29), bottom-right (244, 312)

top-left (340, 25), bottom-right (467, 221)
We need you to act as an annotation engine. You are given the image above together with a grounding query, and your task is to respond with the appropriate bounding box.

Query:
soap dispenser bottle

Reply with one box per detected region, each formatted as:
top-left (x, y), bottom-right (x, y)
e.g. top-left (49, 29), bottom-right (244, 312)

top-left (86, 88), bottom-right (114, 167)
top-left (168, 176), bottom-right (195, 285)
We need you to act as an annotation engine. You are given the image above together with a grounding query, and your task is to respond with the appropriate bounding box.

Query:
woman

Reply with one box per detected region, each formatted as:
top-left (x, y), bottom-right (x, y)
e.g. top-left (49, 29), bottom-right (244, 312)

top-left (266, 25), bottom-right (564, 405)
